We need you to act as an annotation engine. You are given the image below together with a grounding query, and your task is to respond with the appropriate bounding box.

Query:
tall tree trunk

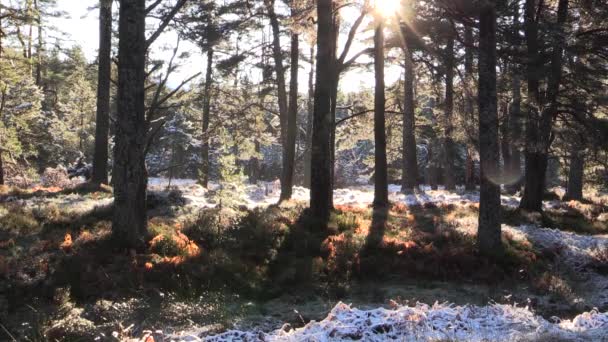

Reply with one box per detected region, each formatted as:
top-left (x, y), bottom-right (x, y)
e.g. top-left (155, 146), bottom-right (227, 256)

top-left (507, 2), bottom-right (523, 193)
top-left (92, 0), bottom-right (112, 185)
top-left (477, 1), bottom-right (503, 257)
top-left (303, 45), bottom-right (315, 188)
top-left (401, 39), bottom-right (418, 193)
top-left (464, 25), bottom-right (476, 191)
top-left (520, 0), bottom-right (543, 211)
top-left (373, 20), bottom-right (388, 208)
top-left (443, 31), bottom-right (455, 190)
top-left (113, 0), bottom-right (148, 248)
top-left (564, 148), bottom-right (584, 201)
top-left (34, 0), bottom-right (42, 86)
top-left (280, 33), bottom-right (299, 201)
top-left (329, 10), bottom-right (339, 200)
top-left (520, 0), bottom-right (568, 211)
top-left (199, 48), bottom-right (213, 188)
top-left (310, 0), bottom-right (333, 223)
top-left (265, 0), bottom-right (292, 199)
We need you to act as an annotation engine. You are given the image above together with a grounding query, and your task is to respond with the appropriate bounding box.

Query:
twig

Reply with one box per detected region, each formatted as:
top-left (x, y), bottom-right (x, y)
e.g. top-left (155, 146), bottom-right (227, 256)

top-left (0, 322), bottom-right (17, 341)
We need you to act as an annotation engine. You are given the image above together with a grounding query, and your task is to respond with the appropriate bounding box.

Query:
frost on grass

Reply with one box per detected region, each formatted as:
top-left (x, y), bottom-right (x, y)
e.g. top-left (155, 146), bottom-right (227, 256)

top-left (504, 225), bottom-right (608, 309)
top-left (169, 302), bottom-right (608, 342)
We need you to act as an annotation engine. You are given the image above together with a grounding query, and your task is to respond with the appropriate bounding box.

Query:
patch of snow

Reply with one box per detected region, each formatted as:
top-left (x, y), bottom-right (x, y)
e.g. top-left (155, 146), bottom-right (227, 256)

top-left (170, 302), bottom-right (608, 341)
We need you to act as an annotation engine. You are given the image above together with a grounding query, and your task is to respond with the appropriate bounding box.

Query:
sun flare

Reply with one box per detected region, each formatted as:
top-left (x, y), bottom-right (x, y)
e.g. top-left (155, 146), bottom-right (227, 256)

top-left (373, 0), bottom-right (402, 18)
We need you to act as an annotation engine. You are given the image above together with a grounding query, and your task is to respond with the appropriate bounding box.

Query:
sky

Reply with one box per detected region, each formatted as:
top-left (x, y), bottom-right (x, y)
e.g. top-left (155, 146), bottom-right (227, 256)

top-left (50, 0), bottom-right (401, 93)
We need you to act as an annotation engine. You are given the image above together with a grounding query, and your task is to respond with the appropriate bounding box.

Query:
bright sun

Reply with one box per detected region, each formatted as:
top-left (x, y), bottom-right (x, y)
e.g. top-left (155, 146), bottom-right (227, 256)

top-left (373, 0), bottom-right (402, 18)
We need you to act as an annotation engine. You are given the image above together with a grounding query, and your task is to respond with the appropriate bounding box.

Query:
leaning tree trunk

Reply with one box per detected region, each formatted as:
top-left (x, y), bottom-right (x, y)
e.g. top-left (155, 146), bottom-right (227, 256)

top-left (477, 1), bottom-right (503, 257)
top-left (200, 48), bottom-right (213, 188)
top-left (303, 45), bottom-right (315, 188)
top-left (280, 33), bottom-right (299, 201)
top-left (310, 0), bottom-right (333, 223)
top-left (113, 0), bottom-right (148, 248)
top-left (92, 0), bottom-right (112, 185)
top-left (443, 31), bottom-right (456, 191)
top-left (373, 20), bottom-right (388, 208)
top-left (564, 148), bottom-right (584, 201)
top-left (464, 25), bottom-right (476, 191)
top-left (401, 41), bottom-right (418, 193)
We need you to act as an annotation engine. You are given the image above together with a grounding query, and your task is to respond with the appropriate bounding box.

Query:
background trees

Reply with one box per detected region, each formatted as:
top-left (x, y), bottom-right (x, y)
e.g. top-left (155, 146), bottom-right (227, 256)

top-left (0, 0), bottom-right (606, 250)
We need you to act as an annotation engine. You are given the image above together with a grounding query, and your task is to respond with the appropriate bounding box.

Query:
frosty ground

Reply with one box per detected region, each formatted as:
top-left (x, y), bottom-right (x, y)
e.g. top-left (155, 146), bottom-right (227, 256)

top-left (1, 179), bottom-right (607, 341)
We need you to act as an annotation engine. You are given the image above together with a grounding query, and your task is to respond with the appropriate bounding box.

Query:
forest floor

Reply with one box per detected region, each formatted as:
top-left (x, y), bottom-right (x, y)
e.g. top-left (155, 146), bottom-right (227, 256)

top-left (0, 180), bottom-right (607, 341)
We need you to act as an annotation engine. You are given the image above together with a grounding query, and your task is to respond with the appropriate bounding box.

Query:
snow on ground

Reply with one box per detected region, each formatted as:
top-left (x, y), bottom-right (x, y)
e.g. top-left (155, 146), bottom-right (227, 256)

top-left (147, 178), bottom-right (525, 210)
top-left (168, 301), bottom-right (608, 342)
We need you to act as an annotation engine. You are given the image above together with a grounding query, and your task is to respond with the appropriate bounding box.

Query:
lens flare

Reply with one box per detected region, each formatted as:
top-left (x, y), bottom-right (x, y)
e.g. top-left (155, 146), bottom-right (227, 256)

top-left (372, 0), bottom-right (402, 18)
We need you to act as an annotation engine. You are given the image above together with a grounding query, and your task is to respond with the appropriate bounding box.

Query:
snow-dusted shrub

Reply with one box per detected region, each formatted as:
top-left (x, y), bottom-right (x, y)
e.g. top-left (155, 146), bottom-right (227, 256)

top-left (40, 166), bottom-right (72, 188)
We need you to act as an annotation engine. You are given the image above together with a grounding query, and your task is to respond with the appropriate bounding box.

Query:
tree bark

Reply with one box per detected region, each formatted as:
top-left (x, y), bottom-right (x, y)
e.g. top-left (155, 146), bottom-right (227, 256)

top-left (113, 0), bottom-right (148, 248)
top-left (564, 148), bottom-right (584, 201)
top-left (477, 2), bottom-right (503, 257)
top-left (92, 0), bottom-right (112, 185)
top-left (443, 30), bottom-right (456, 190)
top-left (401, 39), bottom-right (418, 193)
top-left (310, 0), bottom-right (333, 223)
top-left (303, 45), bottom-right (315, 188)
top-left (199, 48), bottom-right (213, 188)
top-left (464, 25), bottom-right (476, 191)
top-left (373, 20), bottom-right (388, 208)
top-left (280, 33), bottom-right (299, 201)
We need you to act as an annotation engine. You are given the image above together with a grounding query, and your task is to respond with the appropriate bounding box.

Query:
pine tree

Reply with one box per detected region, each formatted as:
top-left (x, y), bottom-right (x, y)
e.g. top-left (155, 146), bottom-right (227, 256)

top-left (310, 0), bottom-right (333, 224)
top-left (477, 0), bottom-right (503, 256)
top-left (92, 0), bottom-right (112, 185)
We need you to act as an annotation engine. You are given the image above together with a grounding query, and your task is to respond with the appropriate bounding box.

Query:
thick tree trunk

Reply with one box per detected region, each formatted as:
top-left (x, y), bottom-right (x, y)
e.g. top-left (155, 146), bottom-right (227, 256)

top-left (199, 48), bottom-right (213, 188)
top-left (303, 45), bottom-right (315, 188)
top-left (401, 44), bottom-right (418, 193)
top-left (520, 0), bottom-right (568, 211)
top-left (113, 0), bottom-right (148, 248)
top-left (477, 2), bottom-right (503, 257)
top-left (464, 26), bottom-right (476, 191)
top-left (280, 33), bottom-right (299, 201)
top-left (310, 0), bottom-right (333, 223)
top-left (564, 148), bottom-right (584, 201)
top-left (92, 0), bottom-right (112, 185)
top-left (443, 32), bottom-right (456, 190)
top-left (373, 20), bottom-right (388, 208)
